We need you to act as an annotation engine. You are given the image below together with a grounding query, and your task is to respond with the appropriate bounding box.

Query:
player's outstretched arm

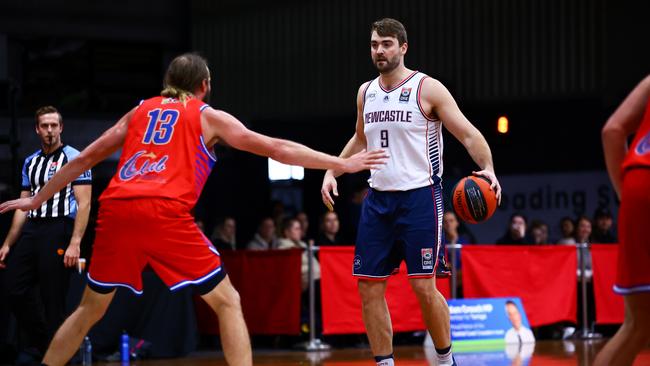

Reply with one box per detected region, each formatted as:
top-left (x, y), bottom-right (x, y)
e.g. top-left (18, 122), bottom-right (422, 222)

top-left (602, 75), bottom-right (650, 198)
top-left (202, 107), bottom-right (386, 173)
top-left (422, 78), bottom-right (502, 203)
top-left (0, 108), bottom-right (134, 214)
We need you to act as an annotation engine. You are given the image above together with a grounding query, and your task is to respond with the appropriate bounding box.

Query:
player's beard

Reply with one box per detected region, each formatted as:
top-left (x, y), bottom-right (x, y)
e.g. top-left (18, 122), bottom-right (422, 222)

top-left (374, 54), bottom-right (400, 74)
top-left (203, 92), bottom-right (211, 104)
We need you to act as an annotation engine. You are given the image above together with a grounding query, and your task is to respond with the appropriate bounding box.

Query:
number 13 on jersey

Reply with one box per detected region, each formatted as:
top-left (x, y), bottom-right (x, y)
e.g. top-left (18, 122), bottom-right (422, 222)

top-left (143, 109), bottom-right (179, 144)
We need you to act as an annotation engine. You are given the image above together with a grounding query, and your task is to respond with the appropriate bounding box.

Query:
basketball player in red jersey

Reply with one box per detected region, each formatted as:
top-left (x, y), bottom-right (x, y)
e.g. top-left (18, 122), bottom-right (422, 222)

top-left (595, 75), bottom-right (650, 366)
top-left (0, 53), bottom-right (387, 366)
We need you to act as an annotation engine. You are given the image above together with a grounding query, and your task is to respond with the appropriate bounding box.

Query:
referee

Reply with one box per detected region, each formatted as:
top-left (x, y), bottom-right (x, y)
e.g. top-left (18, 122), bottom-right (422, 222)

top-left (0, 106), bottom-right (91, 362)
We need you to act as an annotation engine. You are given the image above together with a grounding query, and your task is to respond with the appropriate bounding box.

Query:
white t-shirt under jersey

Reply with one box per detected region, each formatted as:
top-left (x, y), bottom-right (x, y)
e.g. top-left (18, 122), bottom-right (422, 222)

top-left (363, 71), bottom-right (443, 191)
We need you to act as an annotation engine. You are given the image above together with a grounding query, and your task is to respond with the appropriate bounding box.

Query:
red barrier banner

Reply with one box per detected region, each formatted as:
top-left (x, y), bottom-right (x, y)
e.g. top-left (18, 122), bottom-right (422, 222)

top-left (591, 244), bottom-right (624, 324)
top-left (462, 245), bottom-right (577, 327)
top-left (320, 246), bottom-right (450, 335)
top-left (195, 248), bottom-right (303, 335)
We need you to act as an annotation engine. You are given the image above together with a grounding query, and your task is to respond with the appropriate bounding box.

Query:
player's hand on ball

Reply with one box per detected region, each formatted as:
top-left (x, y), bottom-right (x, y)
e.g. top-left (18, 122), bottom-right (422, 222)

top-left (472, 169), bottom-right (502, 205)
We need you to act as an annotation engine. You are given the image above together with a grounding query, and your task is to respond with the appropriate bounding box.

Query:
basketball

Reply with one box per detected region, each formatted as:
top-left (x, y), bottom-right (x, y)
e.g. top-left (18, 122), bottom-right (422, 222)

top-left (451, 176), bottom-right (497, 224)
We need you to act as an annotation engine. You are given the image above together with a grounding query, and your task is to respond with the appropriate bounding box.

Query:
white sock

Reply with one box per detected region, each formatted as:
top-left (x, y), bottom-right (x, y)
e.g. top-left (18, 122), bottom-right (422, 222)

top-left (376, 357), bottom-right (394, 366)
top-left (436, 349), bottom-right (453, 365)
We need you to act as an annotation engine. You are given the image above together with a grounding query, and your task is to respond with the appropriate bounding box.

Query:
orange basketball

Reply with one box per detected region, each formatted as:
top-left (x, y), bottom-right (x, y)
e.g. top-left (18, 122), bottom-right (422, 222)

top-left (451, 175), bottom-right (497, 224)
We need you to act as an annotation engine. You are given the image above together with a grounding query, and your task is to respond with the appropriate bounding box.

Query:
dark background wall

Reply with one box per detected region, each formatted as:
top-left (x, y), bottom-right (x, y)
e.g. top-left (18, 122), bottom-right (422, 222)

top-left (0, 0), bottom-right (648, 240)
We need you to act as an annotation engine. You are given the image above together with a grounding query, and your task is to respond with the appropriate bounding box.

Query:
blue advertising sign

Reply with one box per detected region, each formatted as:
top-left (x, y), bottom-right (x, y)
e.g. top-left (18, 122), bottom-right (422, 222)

top-left (448, 298), bottom-right (535, 346)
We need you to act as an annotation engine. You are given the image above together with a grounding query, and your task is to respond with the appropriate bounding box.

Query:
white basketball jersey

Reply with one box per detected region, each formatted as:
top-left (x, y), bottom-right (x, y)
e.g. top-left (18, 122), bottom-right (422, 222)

top-left (363, 71), bottom-right (443, 191)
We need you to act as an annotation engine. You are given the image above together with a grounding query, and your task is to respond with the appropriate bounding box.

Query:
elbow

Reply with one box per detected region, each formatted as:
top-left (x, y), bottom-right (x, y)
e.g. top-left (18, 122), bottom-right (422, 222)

top-left (601, 122), bottom-right (622, 142)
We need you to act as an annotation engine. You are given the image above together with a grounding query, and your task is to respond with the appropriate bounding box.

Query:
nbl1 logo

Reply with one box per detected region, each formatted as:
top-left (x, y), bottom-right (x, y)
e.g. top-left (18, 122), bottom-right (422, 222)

top-left (421, 248), bottom-right (433, 270)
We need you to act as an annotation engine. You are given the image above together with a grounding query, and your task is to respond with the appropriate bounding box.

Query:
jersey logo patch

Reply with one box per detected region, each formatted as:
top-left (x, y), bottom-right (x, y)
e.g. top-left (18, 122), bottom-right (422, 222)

top-left (119, 150), bottom-right (169, 181)
top-left (383, 95), bottom-right (390, 103)
top-left (367, 90), bottom-right (377, 102)
top-left (399, 87), bottom-right (411, 103)
top-left (421, 248), bottom-right (433, 270)
top-left (635, 131), bottom-right (650, 155)
top-left (47, 161), bottom-right (59, 179)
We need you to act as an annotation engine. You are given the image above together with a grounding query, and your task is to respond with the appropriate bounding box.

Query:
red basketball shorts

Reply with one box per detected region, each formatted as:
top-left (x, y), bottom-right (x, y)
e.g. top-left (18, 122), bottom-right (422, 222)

top-left (614, 168), bottom-right (650, 294)
top-left (87, 198), bottom-right (223, 295)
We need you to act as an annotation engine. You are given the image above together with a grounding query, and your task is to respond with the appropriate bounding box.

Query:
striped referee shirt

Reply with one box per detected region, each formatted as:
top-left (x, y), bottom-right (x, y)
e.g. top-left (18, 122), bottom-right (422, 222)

top-left (21, 145), bottom-right (92, 219)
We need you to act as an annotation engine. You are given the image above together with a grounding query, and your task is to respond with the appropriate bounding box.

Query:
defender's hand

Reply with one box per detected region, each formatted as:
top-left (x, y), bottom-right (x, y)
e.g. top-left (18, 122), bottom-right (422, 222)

top-left (64, 242), bottom-right (80, 268)
top-left (0, 197), bottom-right (39, 214)
top-left (340, 149), bottom-right (388, 174)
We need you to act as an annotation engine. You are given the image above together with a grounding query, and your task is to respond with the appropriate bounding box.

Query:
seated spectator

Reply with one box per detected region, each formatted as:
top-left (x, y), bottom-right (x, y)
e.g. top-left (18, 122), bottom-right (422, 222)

top-left (591, 207), bottom-right (617, 243)
top-left (210, 216), bottom-right (237, 251)
top-left (574, 215), bottom-right (592, 244)
top-left (247, 217), bottom-right (277, 250)
top-left (316, 211), bottom-right (344, 246)
top-left (277, 218), bottom-right (321, 291)
top-left (529, 220), bottom-right (550, 244)
top-left (557, 216), bottom-right (576, 244)
top-left (442, 211), bottom-right (470, 271)
top-left (496, 213), bottom-right (531, 245)
top-left (443, 211), bottom-right (470, 245)
top-left (295, 211), bottom-right (313, 243)
top-left (574, 215), bottom-right (593, 271)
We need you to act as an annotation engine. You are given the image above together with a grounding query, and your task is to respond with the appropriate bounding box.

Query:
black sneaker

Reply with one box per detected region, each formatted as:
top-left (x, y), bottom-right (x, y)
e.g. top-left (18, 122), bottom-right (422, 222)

top-left (436, 255), bottom-right (452, 278)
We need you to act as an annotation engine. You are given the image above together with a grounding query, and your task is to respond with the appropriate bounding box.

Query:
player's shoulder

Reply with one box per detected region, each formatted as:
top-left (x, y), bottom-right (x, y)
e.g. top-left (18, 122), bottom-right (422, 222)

top-left (418, 74), bottom-right (445, 89)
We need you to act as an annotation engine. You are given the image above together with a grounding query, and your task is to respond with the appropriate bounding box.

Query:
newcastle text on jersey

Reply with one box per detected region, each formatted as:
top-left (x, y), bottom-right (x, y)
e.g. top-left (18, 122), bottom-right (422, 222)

top-left (365, 110), bottom-right (413, 124)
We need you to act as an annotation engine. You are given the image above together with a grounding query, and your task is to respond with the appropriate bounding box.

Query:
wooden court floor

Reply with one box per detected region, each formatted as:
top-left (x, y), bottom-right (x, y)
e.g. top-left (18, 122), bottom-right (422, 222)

top-left (95, 340), bottom-right (650, 365)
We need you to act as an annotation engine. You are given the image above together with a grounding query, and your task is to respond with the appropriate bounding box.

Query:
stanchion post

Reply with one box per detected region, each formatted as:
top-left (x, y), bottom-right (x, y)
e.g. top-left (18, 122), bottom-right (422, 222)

top-left (447, 244), bottom-right (461, 299)
top-left (577, 242), bottom-right (601, 340)
top-left (297, 241), bottom-right (330, 351)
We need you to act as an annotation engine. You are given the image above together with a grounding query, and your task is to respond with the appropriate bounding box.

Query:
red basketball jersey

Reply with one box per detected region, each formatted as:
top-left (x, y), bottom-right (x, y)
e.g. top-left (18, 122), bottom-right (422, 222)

top-left (622, 96), bottom-right (650, 172)
top-left (100, 96), bottom-right (216, 209)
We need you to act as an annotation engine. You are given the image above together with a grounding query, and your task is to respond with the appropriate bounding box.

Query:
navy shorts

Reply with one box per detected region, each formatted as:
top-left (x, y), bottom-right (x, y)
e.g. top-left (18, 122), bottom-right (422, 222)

top-left (353, 184), bottom-right (443, 279)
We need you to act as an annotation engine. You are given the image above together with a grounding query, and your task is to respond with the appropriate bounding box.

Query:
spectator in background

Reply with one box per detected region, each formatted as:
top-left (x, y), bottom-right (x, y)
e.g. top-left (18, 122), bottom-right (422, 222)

top-left (211, 216), bottom-right (237, 251)
top-left (591, 207), bottom-right (617, 243)
top-left (496, 213), bottom-right (531, 245)
top-left (557, 216), bottom-right (576, 244)
top-left (529, 220), bottom-right (550, 245)
top-left (295, 211), bottom-right (313, 243)
top-left (316, 211), bottom-right (344, 246)
top-left (442, 211), bottom-right (469, 246)
top-left (277, 218), bottom-right (320, 291)
top-left (441, 211), bottom-right (469, 273)
top-left (246, 217), bottom-right (277, 250)
top-left (574, 216), bottom-right (592, 244)
top-left (270, 200), bottom-right (286, 234)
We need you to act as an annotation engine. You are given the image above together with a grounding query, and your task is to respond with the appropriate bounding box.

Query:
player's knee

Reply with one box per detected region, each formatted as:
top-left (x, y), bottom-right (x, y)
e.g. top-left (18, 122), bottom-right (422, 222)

top-left (221, 287), bottom-right (242, 310)
top-left (409, 278), bottom-right (435, 299)
top-left (357, 280), bottom-right (385, 302)
top-left (628, 318), bottom-right (650, 340)
top-left (208, 283), bottom-right (242, 312)
top-left (79, 301), bottom-right (110, 323)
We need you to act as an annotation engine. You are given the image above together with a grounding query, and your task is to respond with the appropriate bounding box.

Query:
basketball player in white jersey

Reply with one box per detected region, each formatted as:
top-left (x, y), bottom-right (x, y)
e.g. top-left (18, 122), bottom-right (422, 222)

top-left (321, 18), bottom-right (501, 366)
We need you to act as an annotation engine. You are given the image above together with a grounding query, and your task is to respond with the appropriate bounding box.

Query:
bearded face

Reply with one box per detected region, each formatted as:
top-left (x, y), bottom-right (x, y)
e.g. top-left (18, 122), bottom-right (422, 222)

top-left (370, 31), bottom-right (406, 74)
